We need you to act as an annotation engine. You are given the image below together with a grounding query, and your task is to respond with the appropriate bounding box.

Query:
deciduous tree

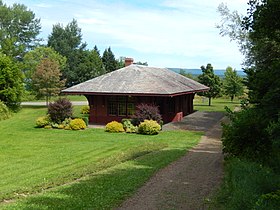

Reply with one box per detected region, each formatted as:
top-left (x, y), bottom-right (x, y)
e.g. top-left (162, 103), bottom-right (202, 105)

top-left (0, 1), bottom-right (41, 58)
top-left (0, 52), bottom-right (23, 111)
top-left (198, 64), bottom-right (221, 106)
top-left (32, 58), bottom-right (65, 105)
top-left (223, 66), bottom-right (244, 101)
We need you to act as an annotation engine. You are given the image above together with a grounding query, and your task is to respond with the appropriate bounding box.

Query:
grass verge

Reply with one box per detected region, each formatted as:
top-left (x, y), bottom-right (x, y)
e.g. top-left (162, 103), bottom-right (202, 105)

top-left (194, 97), bottom-right (240, 112)
top-left (0, 107), bottom-right (202, 209)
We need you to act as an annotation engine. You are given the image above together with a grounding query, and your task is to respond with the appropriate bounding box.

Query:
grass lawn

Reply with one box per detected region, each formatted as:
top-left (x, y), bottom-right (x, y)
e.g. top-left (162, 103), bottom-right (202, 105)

top-left (194, 97), bottom-right (241, 112)
top-left (22, 94), bottom-right (87, 102)
top-left (0, 107), bottom-right (202, 209)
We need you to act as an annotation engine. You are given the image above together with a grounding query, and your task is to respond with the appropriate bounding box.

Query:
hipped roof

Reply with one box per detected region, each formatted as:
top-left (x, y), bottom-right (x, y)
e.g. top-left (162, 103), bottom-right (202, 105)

top-left (62, 65), bottom-right (209, 96)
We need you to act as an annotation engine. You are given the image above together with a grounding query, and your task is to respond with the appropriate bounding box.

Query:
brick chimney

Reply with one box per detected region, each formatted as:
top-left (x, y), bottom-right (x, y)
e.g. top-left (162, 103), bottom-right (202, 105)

top-left (125, 57), bottom-right (134, 67)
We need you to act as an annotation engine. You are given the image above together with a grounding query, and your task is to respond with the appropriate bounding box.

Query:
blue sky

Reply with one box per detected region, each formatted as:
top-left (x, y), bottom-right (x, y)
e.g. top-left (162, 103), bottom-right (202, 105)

top-left (5, 0), bottom-right (248, 69)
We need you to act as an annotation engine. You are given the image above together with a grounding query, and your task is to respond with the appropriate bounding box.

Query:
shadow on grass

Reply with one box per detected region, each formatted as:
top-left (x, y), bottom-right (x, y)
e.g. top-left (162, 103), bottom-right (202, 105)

top-left (4, 148), bottom-right (190, 210)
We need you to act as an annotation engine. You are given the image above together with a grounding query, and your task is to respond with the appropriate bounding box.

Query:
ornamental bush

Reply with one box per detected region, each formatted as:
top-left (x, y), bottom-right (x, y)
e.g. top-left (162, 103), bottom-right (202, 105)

top-left (122, 119), bottom-right (138, 133)
top-left (47, 98), bottom-right (73, 123)
top-left (35, 115), bottom-right (50, 128)
top-left (81, 105), bottom-right (90, 114)
top-left (69, 118), bottom-right (87, 130)
top-left (138, 120), bottom-right (161, 135)
top-left (105, 121), bottom-right (125, 133)
top-left (0, 100), bottom-right (11, 121)
top-left (133, 103), bottom-right (162, 125)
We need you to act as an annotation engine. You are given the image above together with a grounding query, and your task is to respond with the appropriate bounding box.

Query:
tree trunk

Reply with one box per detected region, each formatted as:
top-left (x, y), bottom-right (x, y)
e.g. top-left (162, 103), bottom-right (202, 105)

top-left (231, 95), bottom-right (234, 102)
top-left (208, 97), bottom-right (211, 106)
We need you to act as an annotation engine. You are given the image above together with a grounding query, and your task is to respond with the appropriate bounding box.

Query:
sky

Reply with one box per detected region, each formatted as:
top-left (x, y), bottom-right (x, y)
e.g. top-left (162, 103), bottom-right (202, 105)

top-left (5, 0), bottom-right (249, 69)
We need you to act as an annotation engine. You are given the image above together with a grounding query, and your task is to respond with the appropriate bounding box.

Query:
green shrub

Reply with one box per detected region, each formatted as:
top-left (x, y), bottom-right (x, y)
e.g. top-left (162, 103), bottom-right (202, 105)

top-left (81, 116), bottom-right (89, 126)
top-left (0, 100), bottom-right (11, 121)
top-left (138, 120), bottom-right (161, 135)
top-left (69, 118), bottom-right (87, 130)
top-left (81, 105), bottom-right (90, 114)
top-left (121, 119), bottom-right (138, 133)
top-left (35, 115), bottom-right (50, 128)
top-left (105, 121), bottom-right (125, 133)
top-left (44, 125), bottom-right (52, 129)
top-left (222, 107), bottom-right (270, 160)
top-left (62, 118), bottom-right (71, 127)
top-left (47, 98), bottom-right (73, 123)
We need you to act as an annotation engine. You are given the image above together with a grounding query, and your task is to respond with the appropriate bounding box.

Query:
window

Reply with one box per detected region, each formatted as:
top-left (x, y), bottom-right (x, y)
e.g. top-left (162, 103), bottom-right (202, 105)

top-left (107, 96), bottom-right (135, 116)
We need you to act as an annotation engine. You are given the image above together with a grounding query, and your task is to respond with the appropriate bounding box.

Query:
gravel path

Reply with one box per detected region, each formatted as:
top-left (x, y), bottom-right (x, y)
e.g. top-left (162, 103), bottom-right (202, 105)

top-left (116, 111), bottom-right (225, 210)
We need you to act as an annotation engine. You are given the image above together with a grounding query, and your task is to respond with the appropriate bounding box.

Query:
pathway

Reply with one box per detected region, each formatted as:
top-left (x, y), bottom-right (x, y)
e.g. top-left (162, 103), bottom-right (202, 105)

top-left (116, 111), bottom-right (226, 210)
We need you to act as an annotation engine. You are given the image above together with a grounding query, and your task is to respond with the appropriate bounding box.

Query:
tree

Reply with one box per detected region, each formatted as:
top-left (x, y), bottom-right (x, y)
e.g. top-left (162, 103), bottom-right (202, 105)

top-left (23, 46), bottom-right (66, 91)
top-left (0, 52), bottom-right (23, 111)
top-left (102, 47), bottom-right (117, 73)
top-left (48, 19), bottom-right (86, 86)
top-left (32, 58), bottom-right (65, 105)
top-left (0, 1), bottom-right (41, 58)
top-left (198, 64), bottom-right (221, 106)
top-left (223, 66), bottom-right (244, 101)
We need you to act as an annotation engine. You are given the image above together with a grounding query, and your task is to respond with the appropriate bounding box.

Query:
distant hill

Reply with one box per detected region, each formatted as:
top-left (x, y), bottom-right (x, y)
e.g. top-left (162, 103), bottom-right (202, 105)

top-left (168, 68), bottom-right (246, 77)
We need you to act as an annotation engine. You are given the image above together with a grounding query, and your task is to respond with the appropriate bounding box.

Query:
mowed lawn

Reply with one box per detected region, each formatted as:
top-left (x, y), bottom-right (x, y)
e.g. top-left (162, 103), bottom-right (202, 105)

top-left (0, 107), bottom-right (202, 209)
top-left (194, 97), bottom-right (240, 112)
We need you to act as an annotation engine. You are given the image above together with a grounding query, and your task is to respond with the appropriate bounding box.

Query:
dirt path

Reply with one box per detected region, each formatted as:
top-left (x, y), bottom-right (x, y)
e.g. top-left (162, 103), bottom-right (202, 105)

top-left (116, 112), bottom-right (225, 210)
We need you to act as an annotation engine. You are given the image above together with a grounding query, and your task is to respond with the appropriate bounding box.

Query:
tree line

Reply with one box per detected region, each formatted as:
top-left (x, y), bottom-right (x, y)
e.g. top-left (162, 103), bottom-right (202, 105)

top-left (0, 1), bottom-right (124, 110)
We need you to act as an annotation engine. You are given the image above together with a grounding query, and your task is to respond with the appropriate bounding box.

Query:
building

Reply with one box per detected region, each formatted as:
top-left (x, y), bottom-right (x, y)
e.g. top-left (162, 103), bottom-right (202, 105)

top-left (61, 59), bottom-right (209, 124)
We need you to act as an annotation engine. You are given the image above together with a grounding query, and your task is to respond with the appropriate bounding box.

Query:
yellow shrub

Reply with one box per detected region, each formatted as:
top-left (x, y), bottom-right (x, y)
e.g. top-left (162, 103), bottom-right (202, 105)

top-left (105, 121), bottom-right (125, 133)
top-left (81, 105), bottom-right (90, 114)
top-left (36, 115), bottom-right (50, 128)
top-left (70, 118), bottom-right (86, 130)
top-left (138, 120), bottom-right (161, 135)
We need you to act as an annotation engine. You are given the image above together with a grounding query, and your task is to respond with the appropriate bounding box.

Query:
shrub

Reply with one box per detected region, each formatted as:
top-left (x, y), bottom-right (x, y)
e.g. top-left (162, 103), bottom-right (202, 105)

top-left (35, 115), bottom-right (50, 128)
top-left (69, 118), bottom-right (87, 130)
top-left (47, 98), bottom-right (73, 123)
top-left (81, 116), bottom-right (89, 126)
top-left (138, 120), bottom-right (161, 135)
top-left (0, 100), bottom-right (11, 121)
top-left (105, 121), bottom-right (125, 133)
top-left (222, 107), bottom-right (270, 160)
top-left (57, 124), bottom-right (64, 129)
top-left (122, 119), bottom-right (138, 133)
top-left (81, 105), bottom-right (90, 114)
top-left (44, 125), bottom-right (52, 129)
top-left (133, 103), bottom-right (162, 125)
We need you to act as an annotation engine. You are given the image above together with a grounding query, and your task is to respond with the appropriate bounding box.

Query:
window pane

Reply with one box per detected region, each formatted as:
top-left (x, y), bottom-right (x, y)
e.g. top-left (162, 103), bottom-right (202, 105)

top-left (118, 101), bottom-right (126, 116)
top-left (108, 101), bottom-right (117, 116)
top-left (127, 103), bottom-right (135, 116)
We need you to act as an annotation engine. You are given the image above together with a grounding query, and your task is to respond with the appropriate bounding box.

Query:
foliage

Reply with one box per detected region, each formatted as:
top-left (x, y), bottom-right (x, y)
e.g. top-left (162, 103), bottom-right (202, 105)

top-left (81, 116), bottom-right (89, 126)
top-left (47, 98), bottom-right (73, 123)
top-left (105, 121), bottom-right (125, 133)
top-left (0, 1), bottom-right (41, 58)
top-left (223, 66), bottom-right (244, 101)
top-left (133, 103), bottom-right (162, 125)
top-left (69, 118), bottom-right (86, 130)
top-left (121, 119), bottom-right (138, 133)
top-left (138, 120), bottom-right (161, 135)
top-left (80, 105), bottom-right (90, 114)
top-left (0, 53), bottom-right (23, 111)
top-left (198, 63), bottom-right (222, 106)
top-left (35, 115), bottom-right (50, 128)
top-left (214, 157), bottom-right (280, 210)
top-left (222, 107), bottom-right (271, 161)
top-left (23, 46), bottom-right (66, 91)
top-left (0, 100), bottom-right (11, 120)
top-left (102, 47), bottom-right (117, 73)
top-left (32, 58), bottom-right (65, 105)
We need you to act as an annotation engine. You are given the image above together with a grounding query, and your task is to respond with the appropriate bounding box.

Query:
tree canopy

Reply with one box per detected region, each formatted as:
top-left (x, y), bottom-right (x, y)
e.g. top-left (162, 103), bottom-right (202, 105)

top-left (32, 58), bottom-right (65, 105)
top-left (102, 47), bottom-right (117, 73)
top-left (0, 0), bottom-right (41, 58)
top-left (0, 52), bottom-right (23, 110)
top-left (223, 66), bottom-right (244, 101)
top-left (198, 64), bottom-right (221, 106)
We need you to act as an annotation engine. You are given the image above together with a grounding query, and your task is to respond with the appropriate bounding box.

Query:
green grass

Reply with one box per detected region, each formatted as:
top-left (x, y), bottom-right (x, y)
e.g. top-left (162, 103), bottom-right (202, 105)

top-left (194, 97), bottom-right (240, 112)
top-left (22, 94), bottom-right (87, 102)
top-left (210, 157), bottom-right (280, 210)
top-left (0, 107), bottom-right (202, 209)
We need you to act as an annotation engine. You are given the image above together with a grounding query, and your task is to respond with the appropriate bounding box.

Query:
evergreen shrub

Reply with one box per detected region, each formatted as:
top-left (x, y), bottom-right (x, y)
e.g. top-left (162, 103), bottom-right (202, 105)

top-left (138, 120), bottom-right (161, 135)
top-left (70, 118), bottom-right (86, 130)
top-left (105, 121), bottom-right (125, 133)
